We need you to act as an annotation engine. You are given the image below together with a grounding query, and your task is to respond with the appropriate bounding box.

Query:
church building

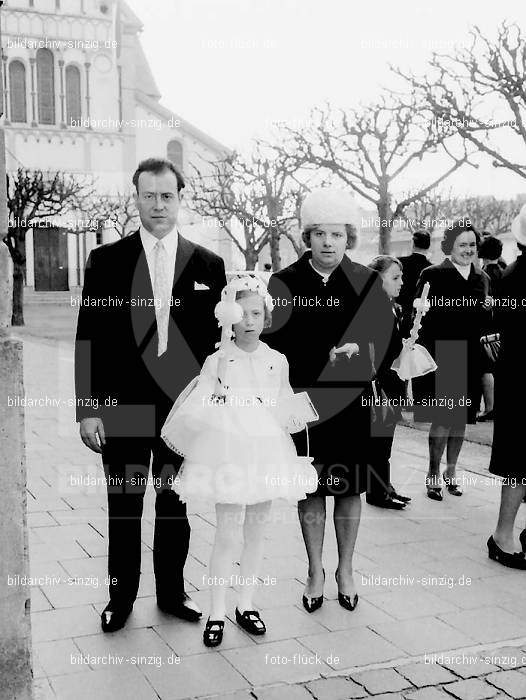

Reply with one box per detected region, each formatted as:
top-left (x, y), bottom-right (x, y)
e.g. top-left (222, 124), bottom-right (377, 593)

top-left (1, 0), bottom-right (232, 290)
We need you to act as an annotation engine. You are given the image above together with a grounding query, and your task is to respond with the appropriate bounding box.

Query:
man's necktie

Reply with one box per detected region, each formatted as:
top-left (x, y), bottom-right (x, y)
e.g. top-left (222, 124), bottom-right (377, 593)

top-left (153, 240), bottom-right (171, 356)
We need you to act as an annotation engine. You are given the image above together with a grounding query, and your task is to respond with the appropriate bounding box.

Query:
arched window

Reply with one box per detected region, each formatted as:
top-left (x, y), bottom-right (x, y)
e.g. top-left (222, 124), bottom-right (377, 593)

top-left (9, 61), bottom-right (27, 123)
top-left (167, 139), bottom-right (183, 172)
top-left (36, 48), bottom-right (55, 124)
top-left (65, 65), bottom-right (81, 125)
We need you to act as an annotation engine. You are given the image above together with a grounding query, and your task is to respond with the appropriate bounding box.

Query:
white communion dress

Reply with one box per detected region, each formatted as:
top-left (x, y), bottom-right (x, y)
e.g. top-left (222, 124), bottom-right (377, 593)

top-left (161, 341), bottom-right (318, 505)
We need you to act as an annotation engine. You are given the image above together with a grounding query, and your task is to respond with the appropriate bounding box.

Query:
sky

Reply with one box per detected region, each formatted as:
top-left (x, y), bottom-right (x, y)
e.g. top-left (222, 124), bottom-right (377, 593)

top-left (126, 0), bottom-right (526, 202)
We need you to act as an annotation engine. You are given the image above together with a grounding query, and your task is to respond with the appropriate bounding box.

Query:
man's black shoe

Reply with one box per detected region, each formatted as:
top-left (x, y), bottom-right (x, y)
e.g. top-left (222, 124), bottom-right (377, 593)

top-left (101, 603), bottom-right (133, 633)
top-left (157, 593), bottom-right (202, 622)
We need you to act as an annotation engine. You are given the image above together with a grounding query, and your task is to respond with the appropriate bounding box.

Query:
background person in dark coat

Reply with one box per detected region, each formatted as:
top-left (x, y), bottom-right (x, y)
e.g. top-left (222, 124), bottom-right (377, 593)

top-left (266, 189), bottom-right (394, 613)
top-left (412, 220), bottom-right (491, 501)
top-left (397, 230), bottom-right (431, 329)
top-left (477, 235), bottom-right (506, 421)
top-left (488, 208), bottom-right (526, 569)
top-left (75, 158), bottom-right (226, 632)
top-left (366, 255), bottom-right (411, 510)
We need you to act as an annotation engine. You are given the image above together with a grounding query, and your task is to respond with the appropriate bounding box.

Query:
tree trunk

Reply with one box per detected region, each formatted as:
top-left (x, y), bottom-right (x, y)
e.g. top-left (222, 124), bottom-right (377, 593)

top-left (270, 228), bottom-right (281, 271)
top-left (245, 250), bottom-right (258, 270)
top-left (377, 198), bottom-right (392, 255)
top-left (11, 262), bottom-right (24, 326)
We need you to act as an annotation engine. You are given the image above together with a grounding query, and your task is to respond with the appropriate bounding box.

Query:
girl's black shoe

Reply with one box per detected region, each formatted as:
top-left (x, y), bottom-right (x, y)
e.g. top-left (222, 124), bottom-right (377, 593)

top-left (335, 570), bottom-right (359, 611)
top-left (235, 608), bottom-right (266, 635)
top-left (487, 536), bottom-right (526, 570)
top-left (302, 568), bottom-right (325, 613)
top-left (520, 529), bottom-right (526, 553)
top-left (203, 618), bottom-right (225, 647)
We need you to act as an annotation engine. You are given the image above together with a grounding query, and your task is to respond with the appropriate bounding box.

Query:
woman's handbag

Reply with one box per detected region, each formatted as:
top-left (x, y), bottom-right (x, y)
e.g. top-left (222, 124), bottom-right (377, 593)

top-left (480, 333), bottom-right (500, 364)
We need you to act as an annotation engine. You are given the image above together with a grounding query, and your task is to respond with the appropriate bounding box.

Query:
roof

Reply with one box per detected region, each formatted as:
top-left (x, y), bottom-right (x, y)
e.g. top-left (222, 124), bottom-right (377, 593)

top-left (134, 40), bottom-right (162, 101)
top-left (119, 0), bottom-right (143, 31)
top-left (134, 90), bottom-right (232, 156)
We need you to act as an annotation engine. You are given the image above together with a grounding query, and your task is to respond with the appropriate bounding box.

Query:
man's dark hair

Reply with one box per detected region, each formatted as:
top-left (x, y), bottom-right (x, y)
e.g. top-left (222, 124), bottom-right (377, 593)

top-left (132, 158), bottom-right (185, 193)
top-left (412, 230), bottom-right (431, 250)
top-left (478, 236), bottom-right (503, 261)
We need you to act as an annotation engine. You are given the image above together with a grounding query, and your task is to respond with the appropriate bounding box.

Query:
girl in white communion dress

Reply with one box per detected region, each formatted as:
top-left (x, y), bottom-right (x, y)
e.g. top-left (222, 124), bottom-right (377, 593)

top-left (161, 274), bottom-right (317, 647)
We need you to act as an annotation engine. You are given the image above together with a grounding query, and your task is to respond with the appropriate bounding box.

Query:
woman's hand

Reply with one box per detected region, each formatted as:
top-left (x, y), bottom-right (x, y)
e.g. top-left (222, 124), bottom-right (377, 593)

top-left (329, 343), bottom-right (360, 364)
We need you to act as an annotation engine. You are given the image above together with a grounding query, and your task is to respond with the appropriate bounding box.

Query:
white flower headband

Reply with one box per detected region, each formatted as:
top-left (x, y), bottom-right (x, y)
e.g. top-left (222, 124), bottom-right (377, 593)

top-left (214, 274), bottom-right (274, 341)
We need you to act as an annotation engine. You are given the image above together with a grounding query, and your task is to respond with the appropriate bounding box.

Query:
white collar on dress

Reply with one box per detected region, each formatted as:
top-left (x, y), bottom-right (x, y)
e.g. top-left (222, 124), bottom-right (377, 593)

top-left (450, 259), bottom-right (471, 280)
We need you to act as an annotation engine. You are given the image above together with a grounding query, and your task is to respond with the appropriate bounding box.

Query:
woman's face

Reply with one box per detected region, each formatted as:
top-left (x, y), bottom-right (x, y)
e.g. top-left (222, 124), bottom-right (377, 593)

top-left (382, 263), bottom-right (403, 299)
top-left (309, 224), bottom-right (348, 270)
top-left (450, 231), bottom-right (478, 266)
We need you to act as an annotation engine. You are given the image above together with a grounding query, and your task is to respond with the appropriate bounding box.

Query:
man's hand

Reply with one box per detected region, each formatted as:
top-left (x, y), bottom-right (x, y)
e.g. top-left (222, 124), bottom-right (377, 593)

top-left (80, 417), bottom-right (106, 453)
top-left (329, 343), bottom-right (360, 364)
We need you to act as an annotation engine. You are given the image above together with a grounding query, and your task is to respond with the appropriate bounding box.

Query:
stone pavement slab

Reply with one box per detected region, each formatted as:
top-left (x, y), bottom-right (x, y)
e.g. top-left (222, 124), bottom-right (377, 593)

top-left (17, 322), bottom-right (526, 699)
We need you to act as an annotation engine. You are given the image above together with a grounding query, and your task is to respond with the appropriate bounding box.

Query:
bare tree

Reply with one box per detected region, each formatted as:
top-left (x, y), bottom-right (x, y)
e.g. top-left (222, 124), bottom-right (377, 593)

top-left (85, 191), bottom-right (139, 239)
top-left (395, 22), bottom-right (526, 180)
top-left (273, 94), bottom-right (474, 253)
top-left (4, 168), bottom-right (94, 326)
top-left (402, 189), bottom-right (520, 235)
top-left (189, 143), bottom-right (313, 270)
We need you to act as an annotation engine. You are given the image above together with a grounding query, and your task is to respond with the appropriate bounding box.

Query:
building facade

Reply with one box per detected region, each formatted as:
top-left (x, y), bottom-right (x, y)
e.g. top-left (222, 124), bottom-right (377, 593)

top-left (1, 0), bottom-right (232, 290)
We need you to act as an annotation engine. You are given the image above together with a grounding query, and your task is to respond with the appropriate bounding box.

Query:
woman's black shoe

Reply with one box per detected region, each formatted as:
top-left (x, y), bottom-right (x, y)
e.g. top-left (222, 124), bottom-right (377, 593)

top-left (487, 536), bottom-right (526, 569)
top-left (426, 487), bottom-right (443, 501)
top-left (203, 618), bottom-right (225, 647)
top-left (302, 569), bottom-right (325, 613)
top-left (338, 592), bottom-right (359, 611)
top-left (235, 608), bottom-right (266, 635)
top-left (366, 494), bottom-right (405, 510)
top-left (443, 472), bottom-right (463, 496)
top-left (334, 570), bottom-right (359, 611)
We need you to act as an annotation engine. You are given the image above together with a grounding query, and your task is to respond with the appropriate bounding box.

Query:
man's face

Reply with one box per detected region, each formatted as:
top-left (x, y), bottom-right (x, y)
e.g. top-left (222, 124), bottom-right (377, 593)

top-left (310, 224), bottom-right (348, 270)
top-left (134, 169), bottom-right (180, 238)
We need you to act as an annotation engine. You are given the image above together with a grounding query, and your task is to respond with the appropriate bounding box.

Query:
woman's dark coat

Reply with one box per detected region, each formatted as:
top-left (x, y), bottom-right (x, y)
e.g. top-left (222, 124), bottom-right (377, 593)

top-left (412, 258), bottom-right (491, 426)
top-left (265, 251), bottom-right (394, 495)
top-left (489, 254), bottom-right (526, 478)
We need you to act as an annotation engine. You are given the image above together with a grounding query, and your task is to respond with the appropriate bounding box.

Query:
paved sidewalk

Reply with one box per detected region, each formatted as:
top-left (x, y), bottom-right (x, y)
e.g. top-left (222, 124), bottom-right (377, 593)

top-left (14, 318), bottom-right (526, 700)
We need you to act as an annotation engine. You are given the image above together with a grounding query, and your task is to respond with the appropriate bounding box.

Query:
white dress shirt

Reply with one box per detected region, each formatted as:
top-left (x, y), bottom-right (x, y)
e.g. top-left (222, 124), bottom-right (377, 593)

top-left (139, 225), bottom-right (179, 290)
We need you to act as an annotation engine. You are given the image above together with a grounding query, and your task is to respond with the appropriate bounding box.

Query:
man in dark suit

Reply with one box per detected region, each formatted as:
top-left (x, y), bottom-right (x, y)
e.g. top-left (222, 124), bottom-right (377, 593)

top-left (397, 230), bottom-right (431, 328)
top-left (75, 157), bottom-right (226, 632)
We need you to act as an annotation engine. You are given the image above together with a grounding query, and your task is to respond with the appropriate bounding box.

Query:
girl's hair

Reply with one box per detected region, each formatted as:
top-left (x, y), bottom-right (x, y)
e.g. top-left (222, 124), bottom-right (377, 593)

top-left (235, 289), bottom-right (272, 328)
top-left (302, 223), bottom-right (359, 251)
top-left (441, 219), bottom-right (480, 255)
top-left (368, 255), bottom-right (403, 275)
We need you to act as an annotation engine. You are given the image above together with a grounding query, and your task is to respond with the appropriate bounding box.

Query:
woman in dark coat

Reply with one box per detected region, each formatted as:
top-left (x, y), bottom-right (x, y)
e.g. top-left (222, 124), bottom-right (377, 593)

top-left (487, 220), bottom-right (526, 569)
top-left (265, 189), bottom-right (394, 612)
top-left (413, 220), bottom-right (491, 500)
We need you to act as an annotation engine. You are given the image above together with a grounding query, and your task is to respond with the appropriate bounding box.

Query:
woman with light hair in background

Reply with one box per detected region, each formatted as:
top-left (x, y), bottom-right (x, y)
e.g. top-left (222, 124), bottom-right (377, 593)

top-left (412, 220), bottom-right (491, 500)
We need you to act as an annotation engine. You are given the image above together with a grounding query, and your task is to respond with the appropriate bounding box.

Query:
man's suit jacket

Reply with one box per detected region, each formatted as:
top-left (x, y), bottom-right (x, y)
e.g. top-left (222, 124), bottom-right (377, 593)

top-left (75, 230), bottom-right (226, 437)
top-left (397, 252), bottom-right (430, 318)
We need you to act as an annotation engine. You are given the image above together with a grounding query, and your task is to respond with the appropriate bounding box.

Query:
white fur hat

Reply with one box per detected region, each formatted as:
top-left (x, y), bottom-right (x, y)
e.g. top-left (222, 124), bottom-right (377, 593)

top-left (511, 203), bottom-right (526, 246)
top-left (300, 188), bottom-right (360, 228)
